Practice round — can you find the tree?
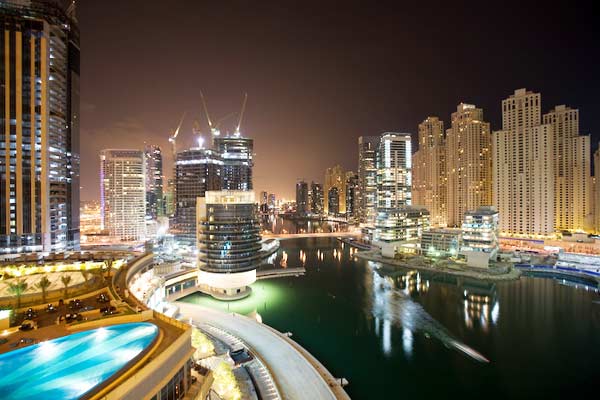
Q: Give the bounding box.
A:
[104,259,114,280]
[35,275,52,303]
[80,270,91,286]
[7,279,28,310]
[61,275,72,298]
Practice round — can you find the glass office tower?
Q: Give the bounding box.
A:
[0,0,80,253]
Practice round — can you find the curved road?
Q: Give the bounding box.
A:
[175,302,349,400]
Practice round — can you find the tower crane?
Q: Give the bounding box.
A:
[168,112,186,159]
[234,93,248,136]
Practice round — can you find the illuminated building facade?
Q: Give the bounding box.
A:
[310,181,323,215]
[376,133,412,210]
[345,172,358,219]
[214,135,253,191]
[595,148,600,233]
[100,149,146,241]
[445,104,492,227]
[358,136,379,225]
[0,0,80,253]
[196,190,261,299]
[324,165,346,216]
[374,206,430,256]
[460,206,499,268]
[296,180,309,216]
[492,89,554,237]
[174,148,221,242]
[412,117,446,227]
[421,229,461,258]
[543,105,591,232]
[144,144,163,219]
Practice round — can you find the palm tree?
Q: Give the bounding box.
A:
[35,276,52,303]
[7,279,28,310]
[80,270,90,286]
[104,259,113,280]
[61,275,72,298]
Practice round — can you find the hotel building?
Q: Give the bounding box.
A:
[100,149,146,241]
[412,117,447,226]
[445,104,492,227]
[0,0,80,253]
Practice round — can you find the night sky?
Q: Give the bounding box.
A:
[78,0,599,201]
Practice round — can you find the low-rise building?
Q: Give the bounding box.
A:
[421,229,461,258]
[374,206,430,257]
[460,206,499,267]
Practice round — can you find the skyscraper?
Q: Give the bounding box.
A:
[174,148,221,241]
[492,89,554,237]
[0,0,80,253]
[412,117,446,227]
[345,172,358,219]
[374,133,426,255]
[376,133,412,210]
[543,105,591,232]
[445,104,492,227]
[295,180,309,216]
[324,165,346,216]
[144,144,163,219]
[595,147,600,233]
[100,150,146,241]
[357,136,379,225]
[214,135,253,191]
[310,182,323,215]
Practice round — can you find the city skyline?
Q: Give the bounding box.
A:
[77,1,599,200]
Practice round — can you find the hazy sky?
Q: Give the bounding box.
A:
[78,0,599,201]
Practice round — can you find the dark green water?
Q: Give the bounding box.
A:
[180,238,600,399]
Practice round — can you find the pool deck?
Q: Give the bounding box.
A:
[175,302,350,400]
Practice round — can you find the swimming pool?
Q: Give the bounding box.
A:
[0,322,159,400]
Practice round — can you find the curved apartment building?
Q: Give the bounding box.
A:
[196,190,262,299]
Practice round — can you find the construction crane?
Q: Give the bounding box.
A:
[200,90,238,138]
[234,93,248,137]
[192,119,205,149]
[168,112,186,159]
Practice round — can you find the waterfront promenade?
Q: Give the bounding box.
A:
[263,232,359,240]
[175,302,350,400]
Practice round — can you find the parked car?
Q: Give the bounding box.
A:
[19,320,37,331]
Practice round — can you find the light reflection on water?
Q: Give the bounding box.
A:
[366,262,492,362]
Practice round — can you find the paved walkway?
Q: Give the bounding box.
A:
[175,302,349,400]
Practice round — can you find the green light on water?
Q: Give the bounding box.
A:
[180,280,286,317]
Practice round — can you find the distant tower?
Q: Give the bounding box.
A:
[0,0,80,253]
[144,145,164,218]
[358,136,380,225]
[324,165,346,216]
[345,172,358,219]
[310,182,323,215]
[296,180,309,215]
[100,150,146,241]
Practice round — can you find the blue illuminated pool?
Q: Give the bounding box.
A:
[0,322,159,400]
